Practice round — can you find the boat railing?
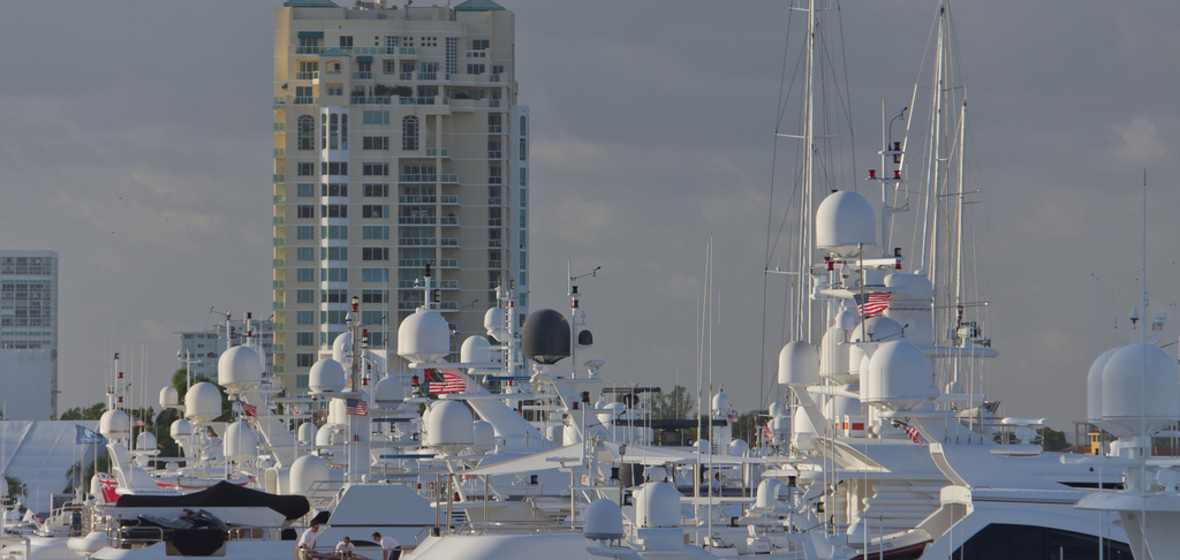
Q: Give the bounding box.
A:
[108,524,165,549]
[456,519,579,535]
[227,526,288,541]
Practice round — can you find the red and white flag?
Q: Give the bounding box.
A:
[854,292,892,317]
[241,403,258,418]
[427,370,466,394]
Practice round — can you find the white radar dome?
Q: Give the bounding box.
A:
[470,420,495,454]
[768,402,788,418]
[816,190,875,257]
[755,479,786,509]
[289,454,331,496]
[729,439,750,456]
[635,482,681,528]
[584,499,625,540]
[159,386,180,408]
[223,420,258,461]
[424,400,474,455]
[778,341,819,386]
[185,382,223,422]
[297,422,317,445]
[1087,347,1120,424]
[170,418,193,439]
[332,331,352,363]
[484,307,510,343]
[792,407,817,451]
[99,409,131,439]
[1101,343,1180,438]
[373,376,405,409]
[308,358,347,394]
[864,340,936,411]
[217,345,263,392]
[711,391,731,414]
[849,316,906,343]
[398,308,451,363]
[135,431,157,451]
[460,335,494,365]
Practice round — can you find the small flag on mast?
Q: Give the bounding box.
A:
[854,291,891,317]
[345,398,369,416]
[75,425,107,445]
[426,369,466,394]
[241,403,258,418]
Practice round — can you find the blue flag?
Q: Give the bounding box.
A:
[75,424,107,445]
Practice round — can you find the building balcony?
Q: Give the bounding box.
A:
[295,71,319,80]
[352,71,372,80]
[417,73,437,81]
[398,174,459,184]
[274,148,286,157]
[488,125,502,133]
[489,74,501,83]
[488,197,502,205]
[425,148,450,158]
[273,195,286,204]
[397,96,449,107]
[293,96,319,105]
[440,216,460,226]
[398,216,437,225]
[273,216,285,225]
[399,47,417,56]
[440,195,459,204]
[352,96,392,105]
[273,173,285,182]
[399,72,414,80]
[398,258,458,268]
[274,122,286,131]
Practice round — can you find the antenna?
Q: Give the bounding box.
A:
[1141,169,1148,344]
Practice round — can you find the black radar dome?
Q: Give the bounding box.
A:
[522,309,571,365]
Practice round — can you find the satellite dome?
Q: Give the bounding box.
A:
[770,416,791,436]
[824,390,862,419]
[768,402,788,418]
[755,479,786,509]
[373,376,405,408]
[135,431,157,451]
[308,358,346,394]
[315,424,335,447]
[583,499,624,541]
[297,422,317,445]
[159,386,180,408]
[835,309,858,329]
[635,482,681,528]
[424,400,474,454]
[470,420,495,454]
[849,316,905,343]
[1087,348,1120,424]
[185,382,223,422]
[1101,343,1180,437]
[821,325,853,382]
[816,190,875,257]
[711,391,731,414]
[332,331,353,363]
[460,335,494,365]
[484,307,510,343]
[397,308,451,363]
[864,340,937,411]
[729,439,750,456]
[170,418,193,439]
[694,439,710,454]
[521,309,571,365]
[289,454,331,496]
[99,409,130,439]
[223,420,258,461]
[778,341,819,386]
[217,345,263,392]
[792,407,817,451]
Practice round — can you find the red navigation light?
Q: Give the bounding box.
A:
[118,371,123,379]
[893,170,901,180]
[868,169,877,179]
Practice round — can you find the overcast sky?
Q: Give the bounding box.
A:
[2,1,1178,439]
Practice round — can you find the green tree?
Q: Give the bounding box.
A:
[649,385,696,419]
[4,474,26,499]
[1039,427,1070,451]
[60,403,107,421]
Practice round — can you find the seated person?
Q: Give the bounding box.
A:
[334,536,356,559]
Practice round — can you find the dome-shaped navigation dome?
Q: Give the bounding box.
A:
[816,190,875,257]
[398,307,451,363]
[308,358,346,394]
[521,309,571,365]
[185,382,223,422]
[864,339,937,412]
[778,341,819,386]
[1101,343,1180,438]
[583,499,624,541]
[218,345,263,392]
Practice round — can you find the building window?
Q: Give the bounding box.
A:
[383,60,397,75]
[363,110,389,125]
[466,63,485,75]
[297,268,315,282]
[326,268,348,282]
[323,310,348,325]
[471,39,489,52]
[402,116,419,151]
[520,137,527,161]
[322,161,348,176]
[321,225,348,239]
[363,162,389,176]
[339,35,353,48]
[326,85,343,96]
[297,183,315,197]
[362,225,389,240]
[488,139,501,159]
[296,332,316,346]
[519,168,527,187]
[362,205,388,218]
[362,247,390,261]
[321,204,348,218]
[361,289,388,303]
[445,37,458,77]
[488,114,501,133]
[363,136,389,150]
[297,116,315,150]
[297,247,315,261]
[296,205,315,219]
[296,310,315,325]
[363,183,389,197]
[489,166,502,185]
[296,353,315,367]
[297,226,315,240]
[321,247,348,261]
[322,289,348,303]
[322,183,348,197]
[362,268,389,282]
[297,162,315,176]
[296,289,315,303]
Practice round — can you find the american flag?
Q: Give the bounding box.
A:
[241,403,258,418]
[132,416,147,427]
[727,411,739,424]
[427,370,466,394]
[854,291,892,317]
[894,421,925,447]
[345,398,369,416]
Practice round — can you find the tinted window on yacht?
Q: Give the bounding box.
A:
[952,523,1132,560]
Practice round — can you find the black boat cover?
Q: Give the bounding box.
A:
[115,481,311,520]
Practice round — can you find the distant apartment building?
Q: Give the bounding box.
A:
[177,315,274,381]
[0,250,58,419]
[272,0,530,391]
